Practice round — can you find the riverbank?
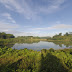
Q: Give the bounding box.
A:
[0,47,72,72]
[47,40,72,41]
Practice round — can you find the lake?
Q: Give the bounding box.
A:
[12,41,72,51]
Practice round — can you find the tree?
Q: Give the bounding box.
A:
[65,32,69,36]
[69,32,72,35]
[0,32,15,39]
[6,34,15,38]
[1,32,6,39]
[59,33,62,36]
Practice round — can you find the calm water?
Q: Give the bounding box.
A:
[12,41,72,51]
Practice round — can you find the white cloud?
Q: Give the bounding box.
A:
[34,24,72,30]
[0,0,66,19]
[0,13,19,34]
[14,31,57,37]
[0,21,19,32]
[14,32,46,37]
[0,22,71,37]
[0,19,20,36]
[0,0,37,19]
[2,13,16,23]
[38,0,65,13]
[23,26,32,28]
[5,30,21,35]
[50,24,72,29]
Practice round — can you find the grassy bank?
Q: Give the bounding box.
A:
[0,38,47,49]
[0,47,72,72]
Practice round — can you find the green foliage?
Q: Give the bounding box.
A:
[0,47,72,72]
[0,32,72,72]
[49,48,55,52]
[59,33,62,36]
[48,32,72,41]
[17,36,40,40]
[0,37,41,48]
[0,32,15,39]
[65,32,69,36]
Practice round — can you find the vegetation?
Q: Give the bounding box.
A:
[0,37,41,48]
[0,34,47,48]
[0,32,72,72]
[17,36,40,40]
[0,47,72,72]
[51,41,72,48]
[48,32,72,41]
[0,32,15,39]
[40,36,51,39]
[0,34,41,48]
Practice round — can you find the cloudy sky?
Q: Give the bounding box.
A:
[0,0,72,37]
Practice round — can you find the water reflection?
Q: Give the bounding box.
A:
[0,43,14,48]
[52,41,72,48]
[12,41,72,51]
[0,40,40,48]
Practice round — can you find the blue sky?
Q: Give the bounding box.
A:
[0,0,72,37]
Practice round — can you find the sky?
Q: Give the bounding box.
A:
[0,0,72,37]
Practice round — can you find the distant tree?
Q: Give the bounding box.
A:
[53,34,58,38]
[1,32,6,39]
[59,33,62,36]
[69,32,72,35]
[65,32,69,36]
[0,32,15,39]
[6,34,15,38]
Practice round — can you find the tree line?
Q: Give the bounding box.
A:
[0,32,15,39]
[17,36,40,39]
[48,32,72,41]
